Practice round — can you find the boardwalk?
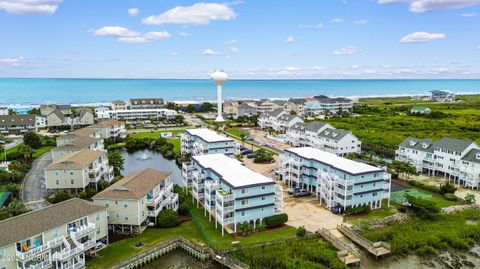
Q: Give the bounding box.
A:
[337,224,391,257]
[318,228,361,266]
[109,237,249,269]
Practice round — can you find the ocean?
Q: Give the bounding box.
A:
[0,78,480,106]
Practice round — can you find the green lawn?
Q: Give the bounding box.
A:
[391,188,461,208]
[169,138,181,155]
[129,129,186,139]
[344,202,398,225]
[226,127,250,138]
[1,144,22,160]
[86,221,205,269]
[32,146,53,158]
[189,206,296,249]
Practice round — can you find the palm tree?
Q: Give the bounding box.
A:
[239,133,246,146]
[18,145,33,161]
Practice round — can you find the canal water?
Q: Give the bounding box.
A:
[119,149,183,185]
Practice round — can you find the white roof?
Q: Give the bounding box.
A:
[186,128,233,143]
[192,154,273,188]
[286,147,382,175]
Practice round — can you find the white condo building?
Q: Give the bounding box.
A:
[186,154,283,236]
[258,109,303,133]
[97,109,177,122]
[396,137,480,189]
[280,147,391,212]
[287,121,361,156]
[0,198,108,269]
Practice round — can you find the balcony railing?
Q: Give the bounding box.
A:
[216,190,234,202]
[16,244,50,261]
[52,247,82,261]
[70,223,95,238]
[64,259,85,269]
[28,259,51,269]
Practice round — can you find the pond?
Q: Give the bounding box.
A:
[118,149,183,185]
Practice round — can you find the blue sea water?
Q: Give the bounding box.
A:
[0,78,480,106]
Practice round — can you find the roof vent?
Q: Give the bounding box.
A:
[476,153,480,160]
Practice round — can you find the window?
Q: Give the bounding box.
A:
[262,196,265,201]
[241,211,246,216]
[241,189,248,194]
[105,203,109,208]
[261,186,266,190]
[124,215,129,220]
[373,192,377,197]
[115,201,118,205]
[96,227,100,235]
[56,180,59,185]
[52,229,59,238]
[70,179,74,185]
[96,213,100,221]
[241,199,248,205]
[124,203,128,208]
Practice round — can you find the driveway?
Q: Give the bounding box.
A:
[282,188,344,232]
[248,129,290,151]
[4,138,22,150]
[22,151,54,210]
[455,188,480,206]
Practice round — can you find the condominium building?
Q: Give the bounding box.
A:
[111,100,128,111]
[280,147,391,212]
[0,198,108,269]
[56,128,102,147]
[92,169,179,234]
[286,121,361,156]
[73,108,94,126]
[186,154,283,236]
[0,107,8,116]
[130,98,164,109]
[97,109,177,122]
[40,105,72,117]
[430,90,455,102]
[87,120,127,139]
[46,109,72,128]
[258,109,303,133]
[0,115,44,134]
[45,149,113,191]
[395,137,480,189]
[51,136,104,161]
[181,129,237,157]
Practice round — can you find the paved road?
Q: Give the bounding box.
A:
[21,151,54,210]
[4,138,23,150]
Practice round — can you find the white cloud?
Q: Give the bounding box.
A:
[378,0,480,13]
[312,65,326,71]
[230,47,239,53]
[0,0,62,14]
[93,26,139,37]
[284,36,295,43]
[93,26,170,43]
[330,18,344,23]
[331,45,361,56]
[353,19,368,24]
[179,31,190,36]
[203,48,221,55]
[0,56,24,67]
[460,12,477,16]
[142,3,236,25]
[128,8,139,16]
[225,39,237,44]
[299,23,324,28]
[400,31,447,43]
[170,52,180,56]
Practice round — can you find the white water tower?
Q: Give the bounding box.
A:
[210,70,228,122]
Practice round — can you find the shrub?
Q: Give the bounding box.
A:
[48,191,72,204]
[443,193,458,201]
[78,191,88,199]
[238,222,254,235]
[264,213,288,228]
[296,226,307,237]
[439,182,457,195]
[416,245,437,256]
[157,209,181,228]
[178,201,190,216]
[86,187,98,198]
[408,180,440,194]
[465,193,476,204]
[345,205,370,215]
[8,199,29,216]
[23,132,42,149]
[405,194,439,220]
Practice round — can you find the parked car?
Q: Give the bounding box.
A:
[241,149,253,155]
[293,189,310,197]
[246,153,256,159]
[259,142,267,146]
[245,137,254,141]
[288,187,300,195]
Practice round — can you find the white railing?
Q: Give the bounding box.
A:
[216,191,234,202]
[52,247,82,261]
[28,259,51,269]
[64,259,85,269]
[70,223,95,238]
[16,244,50,260]
[81,239,96,250]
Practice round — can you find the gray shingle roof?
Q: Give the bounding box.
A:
[0,198,104,247]
[290,122,306,132]
[318,128,351,141]
[264,108,284,118]
[305,121,328,132]
[0,115,36,126]
[399,138,435,153]
[434,138,474,153]
[461,149,480,164]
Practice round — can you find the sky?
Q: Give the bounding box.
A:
[0,0,479,79]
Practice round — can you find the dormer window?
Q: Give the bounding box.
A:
[422,143,428,149]
[332,132,338,137]
[476,153,480,160]
[409,140,417,146]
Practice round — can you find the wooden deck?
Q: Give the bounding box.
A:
[337,224,391,257]
[318,228,361,266]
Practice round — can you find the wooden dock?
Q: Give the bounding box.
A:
[318,228,361,266]
[109,236,249,269]
[337,224,391,257]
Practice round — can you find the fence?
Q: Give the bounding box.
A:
[189,209,218,250]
